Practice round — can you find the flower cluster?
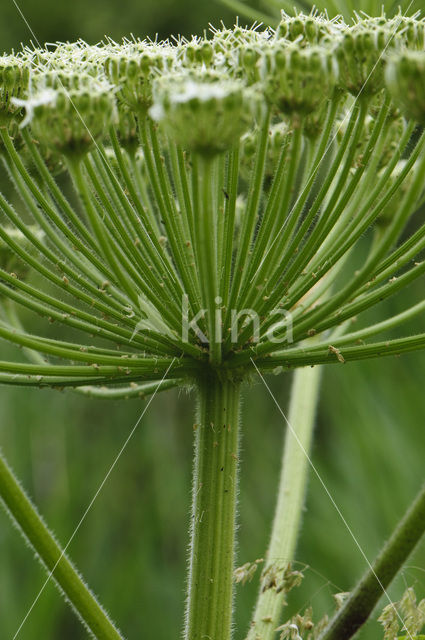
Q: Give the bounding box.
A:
[0,11,424,390]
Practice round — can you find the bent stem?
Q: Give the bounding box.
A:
[184,373,242,640]
[318,481,425,640]
[248,364,322,640]
[0,449,123,639]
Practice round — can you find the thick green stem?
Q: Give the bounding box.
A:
[318,481,425,640]
[247,365,322,640]
[184,374,242,640]
[0,450,123,639]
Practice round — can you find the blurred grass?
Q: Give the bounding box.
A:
[1,1,425,639]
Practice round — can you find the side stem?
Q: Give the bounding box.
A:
[248,364,322,640]
[318,481,425,640]
[0,449,123,639]
[184,373,242,640]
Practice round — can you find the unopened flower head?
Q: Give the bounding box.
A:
[104,41,177,116]
[26,41,101,75]
[179,38,214,68]
[240,120,294,181]
[150,71,257,156]
[209,25,272,82]
[16,71,117,156]
[385,13,425,50]
[261,42,338,121]
[385,50,425,124]
[275,10,343,45]
[335,23,396,96]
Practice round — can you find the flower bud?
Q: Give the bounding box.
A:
[17,72,117,157]
[386,14,425,50]
[240,121,294,181]
[336,24,395,96]
[150,71,256,156]
[104,42,177,116]
[275,11,342,45]
[261,43,338,120]
[180,38,214,67]
[385,50,425,124]
[210,25,272,82]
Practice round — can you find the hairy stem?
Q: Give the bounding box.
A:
[0,450,123,639]
[318,481,425,640]
[247,364,322,640]
[184,374,242,640]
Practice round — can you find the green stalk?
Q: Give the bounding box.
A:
[0,450,123,640]
[184,373,242,640]
[248,363,322,640]
[194,155,221,364]
[318,482,425,640]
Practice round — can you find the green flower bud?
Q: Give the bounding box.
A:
[0,226,45,277]
[240,120,294,181]
[0,55,30,122]
[261,43,338,121]
[210,25,272,82]
[16,72,117,157]
[179,38,214,67]
[336,24,395,96]
[150,72,256,156]
[385,14,425,50]
[385,50,425,124]
[26,41,102,75]
[104,42,177,116]
[211,25,272,54]
[275,11,343,45]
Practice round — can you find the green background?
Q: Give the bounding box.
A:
[1,1,425,638]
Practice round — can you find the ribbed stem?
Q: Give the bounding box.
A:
[248,364,322,640]
[0,450,123,639]
[184,374,242,640]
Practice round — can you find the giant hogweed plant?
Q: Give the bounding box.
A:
[2,10,425,640]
